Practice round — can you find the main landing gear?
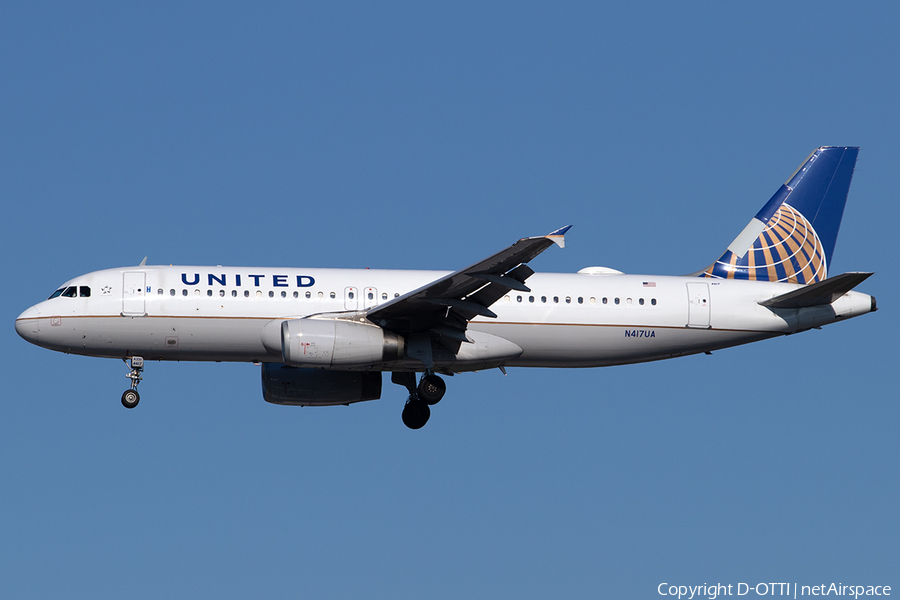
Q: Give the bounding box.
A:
[401,397,430,430]
[394,371,447,429]
[121,356,143,409]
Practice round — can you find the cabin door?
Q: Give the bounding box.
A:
[686,282,710,328]
[122,272,147,316]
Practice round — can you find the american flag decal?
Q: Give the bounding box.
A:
[642,282,656,287]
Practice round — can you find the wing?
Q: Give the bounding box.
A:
[366,226,571,351]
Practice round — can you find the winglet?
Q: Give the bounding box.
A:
[546,225,572,248]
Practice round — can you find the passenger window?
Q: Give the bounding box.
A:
[81,286,92,297]
[381,293,387,300]
[318,292,324,299]
[330,292,336,299]
[529,296,534,303]
[256,291,262,298]
[194,289,201,296]
[269,291,275,298]
[207,290,213,297]
[61,287,77,298]
[651,298,657,306]
[170,289,176,296]
[614,297,620,305]
[565,296,571,304]
[306,291,312,299]
[602,297,608,305]
[626,298,633,305]
[182,289,188,296]
[220,290,226,297]
[504,295,510,302]
[541,296,547,303]
[577,297,583,304]
[156,288,162,296]
[553,296,559,303]
[589,297,596,304]
[368,292,374,300]
[394,293,399,298]
[232,290,238,297]
[281,291,286,298]
[639,298,645,305]
[349,291,355,299]
[293,291,298,298]
[517,296,522,303]
[245,290,250,298]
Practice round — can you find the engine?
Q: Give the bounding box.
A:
[264,318,405,367]
[261,363,382,406]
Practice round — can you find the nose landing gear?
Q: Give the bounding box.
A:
[121,357,143,409]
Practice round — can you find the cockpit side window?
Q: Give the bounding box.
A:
[61,287,78,298]
[80,286,91,297]
[49,288,65,299]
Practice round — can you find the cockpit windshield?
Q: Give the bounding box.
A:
[48,286,90,299]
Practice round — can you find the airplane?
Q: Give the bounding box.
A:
[15,146,876,429]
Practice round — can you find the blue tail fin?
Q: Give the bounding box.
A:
[701,146,859,283]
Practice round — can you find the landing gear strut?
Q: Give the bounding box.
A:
[392,371,446,429]
[121,356,143,409]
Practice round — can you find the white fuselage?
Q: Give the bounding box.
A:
[15,265,875,371]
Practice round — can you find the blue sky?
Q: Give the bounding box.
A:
[2,2,897,598]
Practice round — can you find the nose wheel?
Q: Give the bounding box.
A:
[121,389,140,409]
[121,357,143,409]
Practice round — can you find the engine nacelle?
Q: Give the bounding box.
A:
[278,318,404,367]
[261,363,382,406]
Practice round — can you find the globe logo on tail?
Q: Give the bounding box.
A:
[702,203,827,284]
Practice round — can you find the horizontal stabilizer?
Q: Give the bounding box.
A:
[759,272,873,309]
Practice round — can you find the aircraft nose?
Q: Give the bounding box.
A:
[15,305,40,345]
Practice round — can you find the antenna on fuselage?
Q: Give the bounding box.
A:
[139,256,147,266]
